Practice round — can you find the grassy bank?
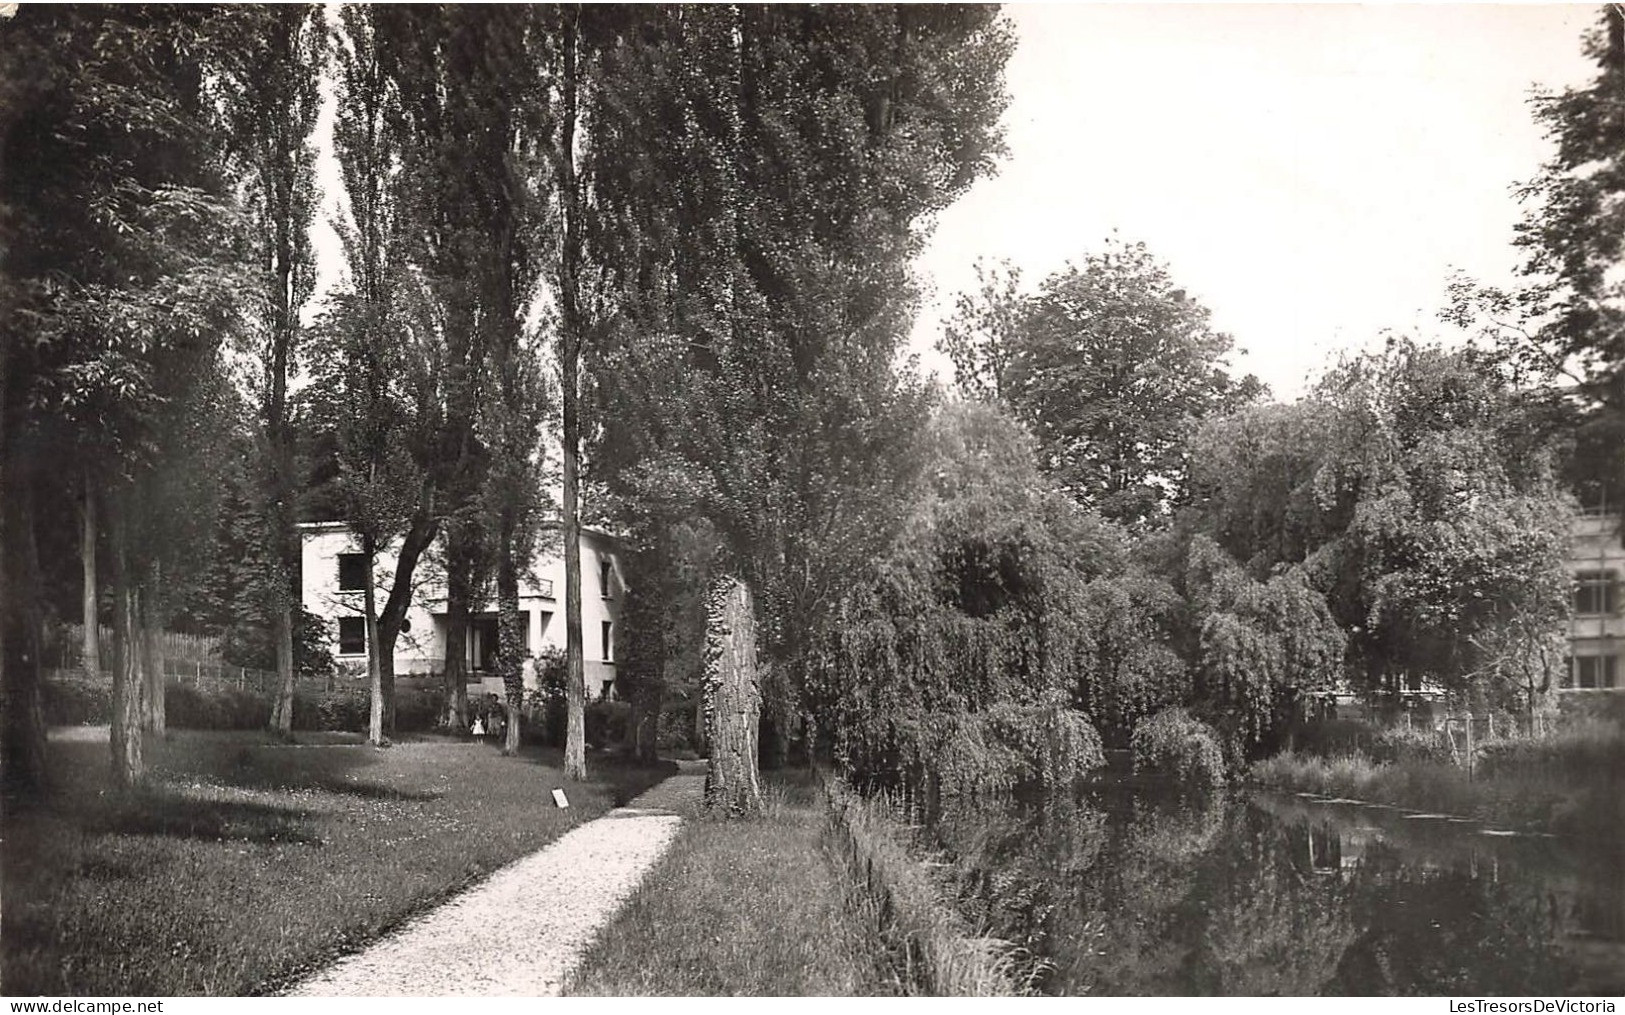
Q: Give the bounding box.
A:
[1251,720,1625,841]
[564,773,897,996]
[4,729,672,995]
[824,777,1031,997]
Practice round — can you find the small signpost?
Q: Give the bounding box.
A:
[551,788,569,809]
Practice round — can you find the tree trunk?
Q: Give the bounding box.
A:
[704,575,762,816]
[377,508,437,736]
[81,468,100,677]
[498,517,525,756]
[559,12,587,782]
[142,566,165,736]
[109,504,145,787]
[442,542,471,733]
[269,605,296,733]
[2,462,49,797]
[266,426,297,735]
[363,533,385,746]
[380,653,396,734]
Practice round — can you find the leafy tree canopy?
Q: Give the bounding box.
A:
[941,240,1265,528]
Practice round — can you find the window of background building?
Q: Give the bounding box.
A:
[338,553,367,592]
[602,620,612,662]
[1574,570,1617,616]
[1575,655,1619,690]
[338,616,365,655]
[599,558,613,598]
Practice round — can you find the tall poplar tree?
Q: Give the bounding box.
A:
[213,5,324,734]
[585,5,1015,812]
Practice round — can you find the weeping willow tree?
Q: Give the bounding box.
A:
[809,403,1184,795]
[1182,535,1346,752]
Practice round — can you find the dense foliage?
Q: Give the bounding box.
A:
[0,6,1592,805]
[940,241,1264,527]
[1189,339,1573,714]
[1130,708,1227,789]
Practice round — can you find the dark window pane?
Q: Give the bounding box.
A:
[1574,571,1616,615]
[338,553,367,592]
[339,616,365,655]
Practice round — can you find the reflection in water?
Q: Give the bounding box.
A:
[915,783,1625,995]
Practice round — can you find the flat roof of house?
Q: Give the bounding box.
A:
[297,520,624,543]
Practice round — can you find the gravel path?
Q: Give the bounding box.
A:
[288,772,705,997]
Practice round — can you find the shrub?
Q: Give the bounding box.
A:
[1475,719,1625,781]
[43,674,112,726]
[394,685,446,733]
[657,697,700,753]
[293,685,369,732]
[585,699,632,749]
[166,682,269,730]
[1370,724,1455,766]
[1130,708,1227,788]
[1289,717,1383,759]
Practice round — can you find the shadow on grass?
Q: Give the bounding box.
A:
[81,789,321,845]
[302,778,444,802]
[512,745,680,805]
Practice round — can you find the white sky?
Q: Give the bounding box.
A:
[906,3,1602,400]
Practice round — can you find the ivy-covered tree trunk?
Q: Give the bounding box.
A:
[81,469,100,677]
[109,504,145,787]
[497,525,524,756]
[704,575,762,816]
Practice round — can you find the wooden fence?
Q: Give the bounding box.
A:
[50,623,222,669]
[46,623,286,693]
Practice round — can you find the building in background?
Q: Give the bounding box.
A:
[299,522,622,699]
[1566,508,1624,692]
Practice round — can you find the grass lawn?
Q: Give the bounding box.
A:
[3,728,673,996]
[565,772,898,996]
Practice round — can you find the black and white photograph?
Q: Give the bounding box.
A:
[1,2,1622,1001]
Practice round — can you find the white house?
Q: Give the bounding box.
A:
[300,521,624,700]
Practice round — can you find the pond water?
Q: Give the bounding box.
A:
[915,780,1625,995]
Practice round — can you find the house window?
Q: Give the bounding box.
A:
[599,559,613,598]
[338,616,365,656]
[1574,655,1619,690]
[1574,571,1616,616]
[338,553,367,592]
[601,620,613,662]
[601,680,615,700]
